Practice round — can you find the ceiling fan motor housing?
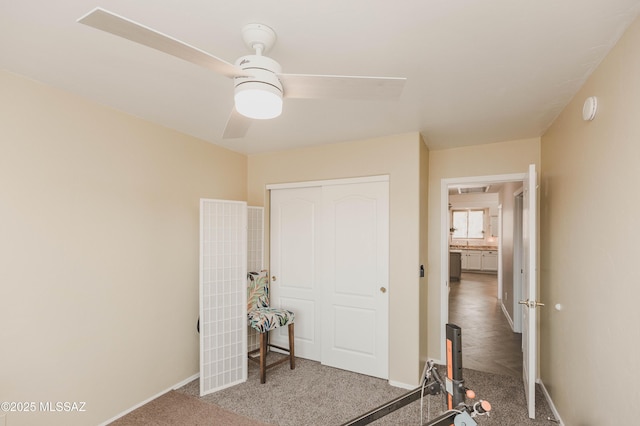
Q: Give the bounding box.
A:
[234,55,283,119]
[234,55,282,90]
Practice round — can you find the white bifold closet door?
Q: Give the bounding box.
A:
[199,199,247,396]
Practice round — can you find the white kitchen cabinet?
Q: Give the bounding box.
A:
[465,250,482,270]
[489,216,499,237]
[481,250,498,272]
[459,249,498,273]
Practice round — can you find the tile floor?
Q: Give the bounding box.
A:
[448,272,523,378]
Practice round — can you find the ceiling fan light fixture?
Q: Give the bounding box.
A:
[235,82,283,119]
[233,54,283,120]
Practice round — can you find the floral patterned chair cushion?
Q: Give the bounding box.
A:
[248,307,295,334]
[247,272,270,310]
[247,271,295,333]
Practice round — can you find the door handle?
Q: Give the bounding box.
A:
[519,299,545,308]
[380,287,387,293]
[271,276,277,282]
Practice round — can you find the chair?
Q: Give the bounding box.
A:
[247,271,295,383]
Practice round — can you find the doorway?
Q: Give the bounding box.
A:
[440,173,525,368]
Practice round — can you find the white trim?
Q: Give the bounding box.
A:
[98,373,200,426]
[388,380,417,390]
[266,174,389,190]
[537,379,564,425]
[443,173,526,186]
[513,188,524,333]
[173,373,201,390]
[501,300,515,331]
[440,179,450,363]
[497,204,503,300]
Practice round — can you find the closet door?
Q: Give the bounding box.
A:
[199,199,247,396]
[321,182,389,379]
[269,178,389,378]
[270,187,323,361]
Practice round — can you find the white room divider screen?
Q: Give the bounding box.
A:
[247,206,264,273]
[199,199,247,396]
[247,206,264,353]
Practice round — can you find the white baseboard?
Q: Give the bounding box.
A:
[501,301,515,331]
[429,358,444,366]
[388,380,416,390]
[172,372,200,390]
[537,378,564,425]
[98,372,200,426]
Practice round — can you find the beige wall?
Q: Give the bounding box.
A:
[418,137,430,373]
[248,133,424,386]
[427,138,540,359]
[540,15,640,424]
[0,71,247,426]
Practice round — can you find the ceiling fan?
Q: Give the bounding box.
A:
[77,8,407,139]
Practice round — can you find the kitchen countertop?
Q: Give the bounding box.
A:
[450,245,498,250]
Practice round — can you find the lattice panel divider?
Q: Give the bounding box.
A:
[199,199,247,396]
[247,206,264,352]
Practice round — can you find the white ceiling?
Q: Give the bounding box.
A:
[2,0,639,154]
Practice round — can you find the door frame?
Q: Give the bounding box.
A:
[439,172,525,362]
[266,175,389,191]
[513,188,524,333]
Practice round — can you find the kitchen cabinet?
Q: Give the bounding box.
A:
[467,251,482,270]
[458,249,498,273]
[460,250,482,270]
[481,250,498,272]
[490,216,499,237]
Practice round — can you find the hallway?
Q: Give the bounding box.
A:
[449,272,523,378]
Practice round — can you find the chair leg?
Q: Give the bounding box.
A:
[288,323,295,370]
[259,332,267,384]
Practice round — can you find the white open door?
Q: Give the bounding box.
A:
[522,164,539,418]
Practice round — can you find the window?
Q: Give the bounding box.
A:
[452,210,484,239]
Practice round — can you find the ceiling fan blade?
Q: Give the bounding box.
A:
[278,73,406,100]
[78,8,245,78]
[222,107,252,139]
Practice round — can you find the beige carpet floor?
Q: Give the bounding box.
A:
[109,354,558,425]
[109,390,271,426]
[174,356,557,425]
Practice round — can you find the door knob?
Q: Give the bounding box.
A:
[271,276,277,282]
[519,299,545,308]
[380,287,387,293]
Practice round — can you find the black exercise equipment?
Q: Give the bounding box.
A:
[341,323,491,426]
